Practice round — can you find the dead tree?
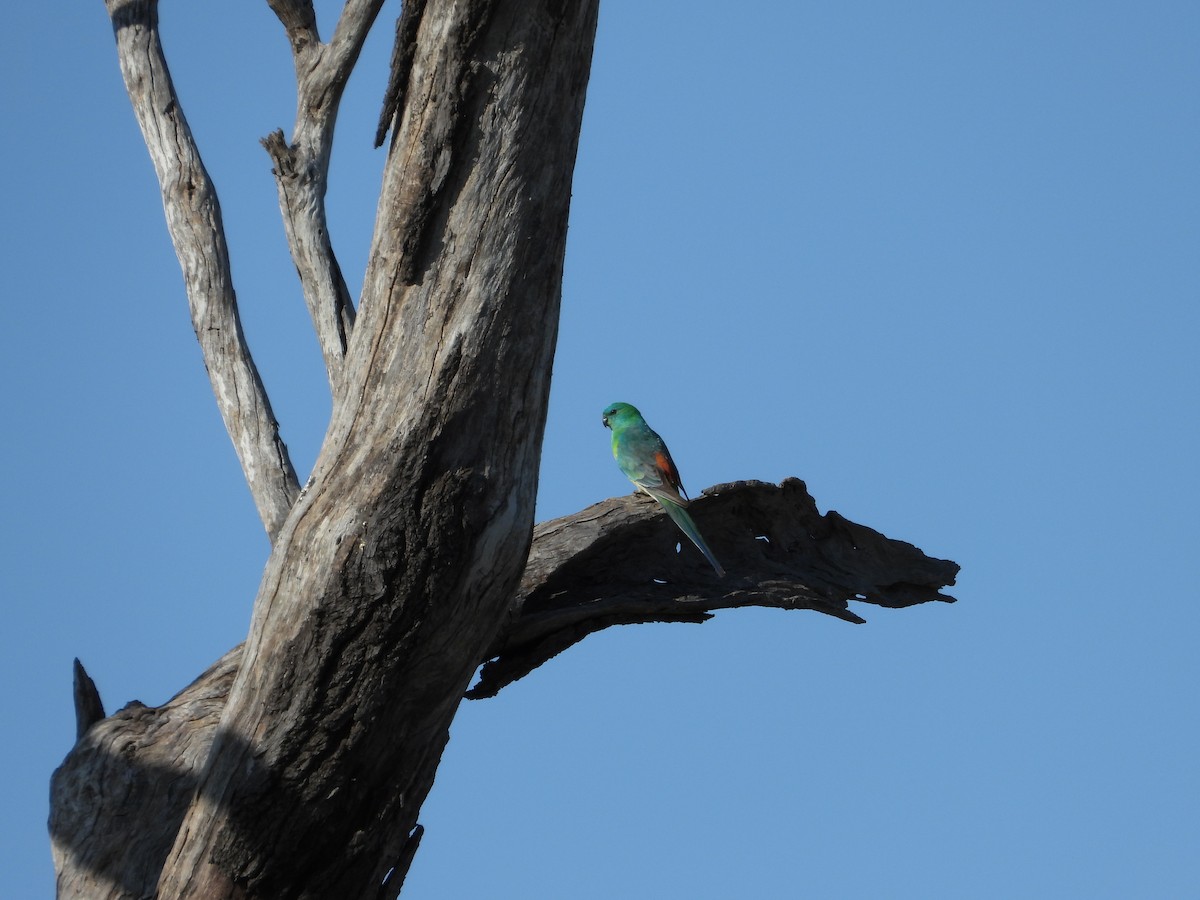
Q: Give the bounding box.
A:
[50,2,958,898]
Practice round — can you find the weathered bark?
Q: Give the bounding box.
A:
[50,479,957,898]
[375,0,427,149]
[105,0,300,540]
[470,477,958,698]
[262,0,386,388]
[52,651,240,900]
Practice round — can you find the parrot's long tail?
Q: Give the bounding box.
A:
[658,498,726,577]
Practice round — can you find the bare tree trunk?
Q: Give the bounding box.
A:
[78,0,598,896]
[154,1,598,896]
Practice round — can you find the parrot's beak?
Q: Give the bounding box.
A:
[601,414,609,428]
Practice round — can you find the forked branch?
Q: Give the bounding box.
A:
[263,0,388,387]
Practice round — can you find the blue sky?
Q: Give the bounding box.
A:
[4,2,1198,897]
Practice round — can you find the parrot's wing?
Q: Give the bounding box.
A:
[615,424,691,506]
[626,448,690,507]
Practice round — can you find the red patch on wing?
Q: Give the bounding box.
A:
[654,450,681,489]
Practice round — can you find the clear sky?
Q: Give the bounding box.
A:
[4,2,1198,898]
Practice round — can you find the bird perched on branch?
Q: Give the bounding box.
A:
[602,402,725,577]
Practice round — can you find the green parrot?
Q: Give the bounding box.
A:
[602,402,725,577]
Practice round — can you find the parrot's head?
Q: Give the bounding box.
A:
[602,402,641,430]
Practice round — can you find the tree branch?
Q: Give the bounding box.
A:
[469,478,958,698]
[265,0,318,53]
[105,0,301,540]
[263,0,387,389]
[71,658,105,740]
[50,479,957,896]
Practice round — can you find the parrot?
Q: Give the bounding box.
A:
[602,402,725,577]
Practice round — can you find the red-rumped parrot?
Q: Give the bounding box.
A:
[602,402,725,577]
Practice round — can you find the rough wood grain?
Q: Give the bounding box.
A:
[470,477,959,698]
[263,0,387,387]
[50,479,957,897]
[105,0,301,540]
[51,650,240,900]
[374,0,429,149]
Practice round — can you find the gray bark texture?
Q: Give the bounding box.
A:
[51,1,957,898]
[260,0,385,389]
[104,0,301,541]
